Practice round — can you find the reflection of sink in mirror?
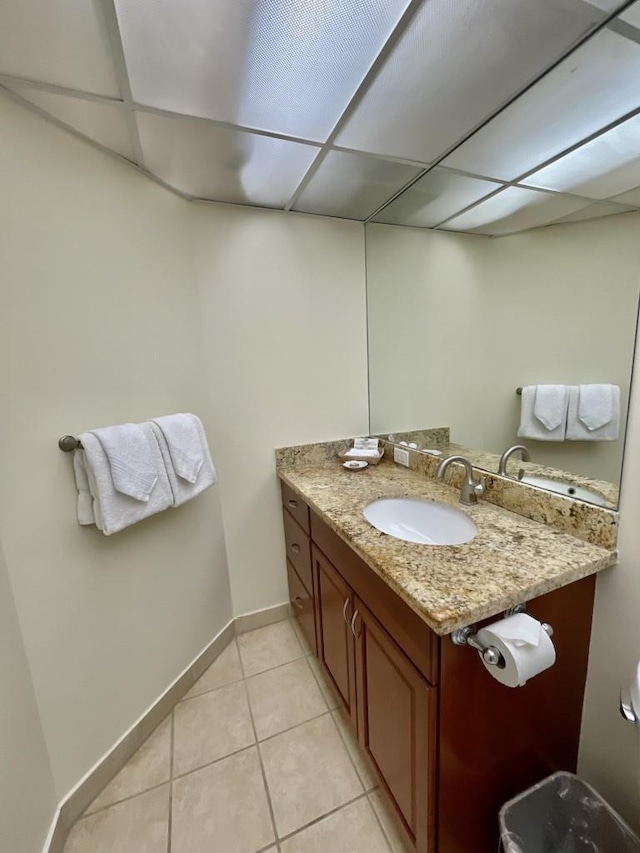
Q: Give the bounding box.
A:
[520,476,612,508]
[363,497,477,546]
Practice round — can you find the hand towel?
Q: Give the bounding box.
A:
[149,414,216,507]
[75,425,172,535]
[91,423,159,501]
[566,385,620,441]
[517,385,568,441]
[149,413,204,483]
[73,450,96,525]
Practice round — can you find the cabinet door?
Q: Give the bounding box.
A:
[313,546,357,726]
[354,598,436,853]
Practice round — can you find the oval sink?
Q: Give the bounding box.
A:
[520,476,611,508]
[363,497,477,545]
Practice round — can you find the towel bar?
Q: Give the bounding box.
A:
[58,435,83,452]
[516,387,523,395]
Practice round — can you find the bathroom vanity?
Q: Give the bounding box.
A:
[277,454,616,853]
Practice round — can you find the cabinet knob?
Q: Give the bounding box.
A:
[288,499,298,509]
[291,543,301,553]
[292,597,304,611]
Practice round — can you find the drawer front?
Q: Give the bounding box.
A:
[281,481,310,533]
[287,560,317,655]
[283,509,313,595]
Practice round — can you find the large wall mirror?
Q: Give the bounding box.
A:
[366,219,639,510]
[365,4,640,511]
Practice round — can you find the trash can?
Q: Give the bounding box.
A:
[499,771,640,852]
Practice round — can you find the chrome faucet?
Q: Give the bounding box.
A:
[498,445,531,480]
[436,455,485,506]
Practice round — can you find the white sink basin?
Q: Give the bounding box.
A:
[520,476,611,507]
[363,497,477,545]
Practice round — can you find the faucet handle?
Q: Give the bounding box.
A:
[473,477,485,499]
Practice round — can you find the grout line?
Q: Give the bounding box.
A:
[167,711,175,853]
[277,792,370,846]
[237,642,280,848]
[78,779,171,820]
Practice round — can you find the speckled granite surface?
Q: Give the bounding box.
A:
[277,458,616,636]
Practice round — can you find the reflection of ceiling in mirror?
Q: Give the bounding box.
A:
[1,0,640,232]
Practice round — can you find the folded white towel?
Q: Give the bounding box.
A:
[566,385,620,441]
[345,448,380,458]
[75,425,172,535]
[517,385,568,441]
[149,414,216,507]
[91,423,159,501]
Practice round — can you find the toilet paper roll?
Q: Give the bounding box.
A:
[476,613,556,688]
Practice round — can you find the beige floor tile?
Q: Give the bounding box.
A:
[238,620,304,677]
[369,790,414,853]
[64,785,169,853]
[246,658,327,740]
[171,747,275,853]
[307,655,340,710]
[289,616,313,655]
[260,713,363,837]
[332,709,377,791]
[280,797,391,853]
[173,682,255,776]
[182,639,243,700]
[85,717,171,814]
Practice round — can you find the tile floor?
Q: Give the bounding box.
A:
[63,618,412,853]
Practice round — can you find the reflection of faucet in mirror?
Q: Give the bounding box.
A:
[436,456,485,506]
[498,445,531,481]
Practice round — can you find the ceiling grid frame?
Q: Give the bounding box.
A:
[0,0,639,233]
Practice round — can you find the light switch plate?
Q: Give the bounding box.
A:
[394,446,410,467]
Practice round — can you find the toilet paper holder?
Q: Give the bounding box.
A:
[451,615,554,667]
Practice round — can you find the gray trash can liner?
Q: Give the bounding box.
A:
[499,771,640,853]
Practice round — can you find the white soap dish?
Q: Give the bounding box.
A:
[343,460,368,471]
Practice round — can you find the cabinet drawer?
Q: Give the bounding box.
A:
[281,481,310,533]
[287,559,317,655]
[283,509,313,595]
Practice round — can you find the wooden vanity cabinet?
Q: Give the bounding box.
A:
[281,483,596,853]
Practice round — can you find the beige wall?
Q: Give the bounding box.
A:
[0,93,233,799]
[366,223,488,448]
[191,203,369,616]
[366,214,640,484]
[0,538,57,853]
[481,214,640,483]
[579,337,640,831]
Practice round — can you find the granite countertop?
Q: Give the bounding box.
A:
[277,459,617,636]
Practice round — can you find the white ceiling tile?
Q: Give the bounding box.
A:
[611,185,640,205]
[115,0,411,142]
[2,82,134,161]
[293,151,420,219]
[442,30,640,181]
[136,112,319,206]
[0,1,119,97]
[442,187,590,235]
[620,0,640,27]
[547,200,634,224]
[523,114,640,199]
[373,168,501,227]
[335,0,604,163]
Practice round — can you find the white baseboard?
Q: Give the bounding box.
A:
[44,602,291,852]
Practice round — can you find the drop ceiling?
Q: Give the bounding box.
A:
[2,0,640,235]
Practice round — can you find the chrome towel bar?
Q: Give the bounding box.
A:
[58,435,83,452]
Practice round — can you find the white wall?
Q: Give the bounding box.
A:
[366,223,488,447]
[0,538,57,853]
[366,214,640,484]
[191,203,369,616]
[579,333,640,832]
[0,93,233,799]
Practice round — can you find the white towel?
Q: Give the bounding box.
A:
[149,414,216,507]
[566,385,620,441]
[74,425,172,535]
[91,423,159,501]
[517,385,568,441]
